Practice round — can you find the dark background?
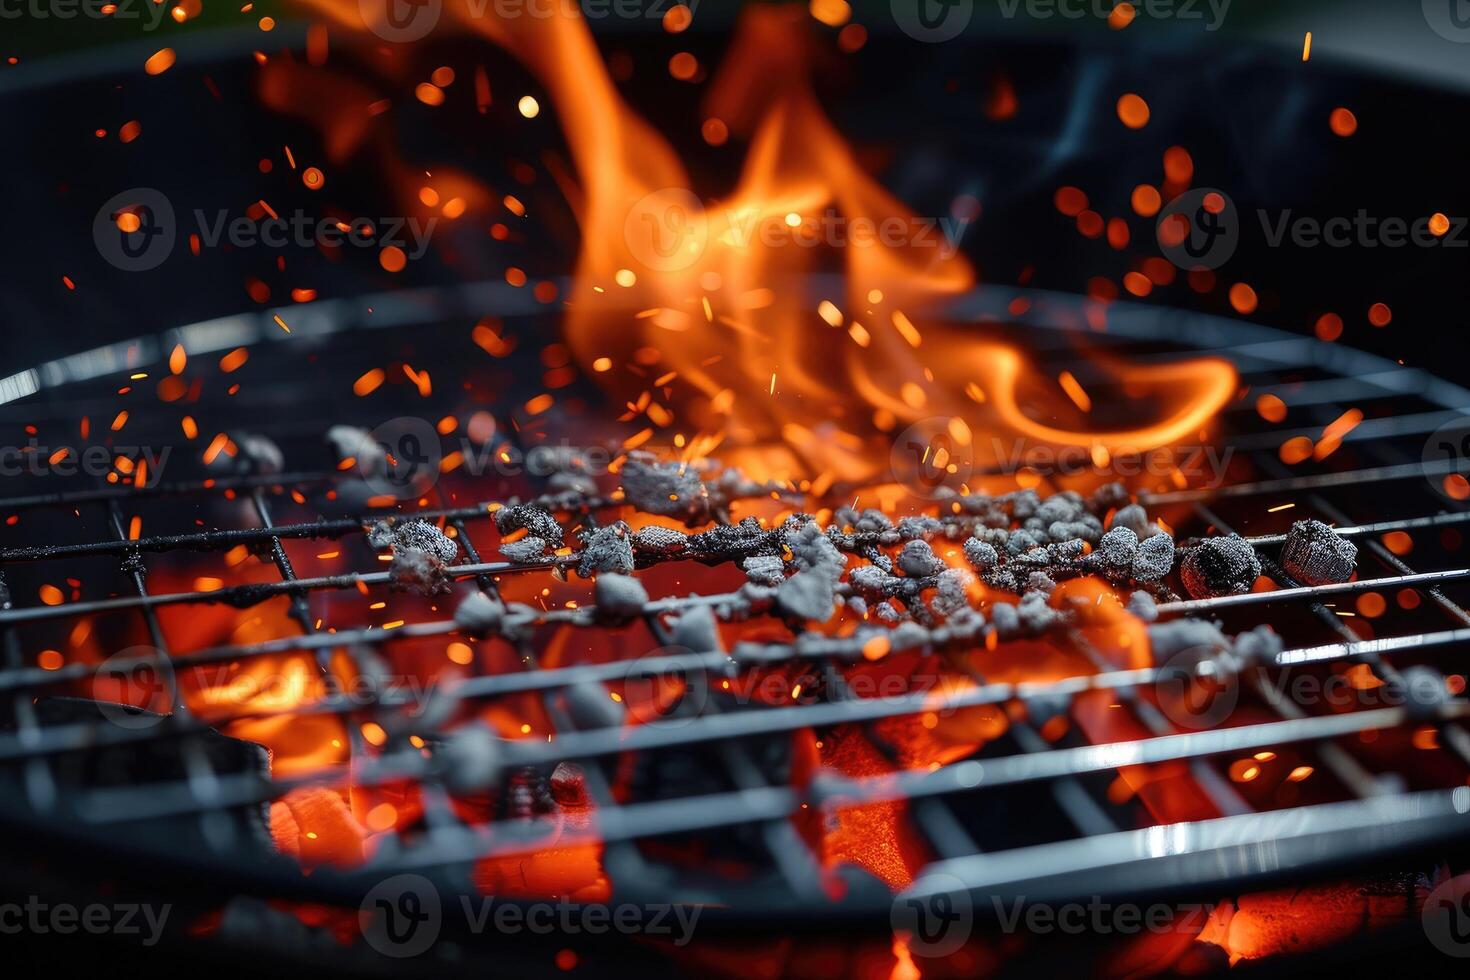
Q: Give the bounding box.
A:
[1,1,1468,387]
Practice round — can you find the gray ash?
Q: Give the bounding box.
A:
[619,451,730,523]
[593,572,649,621]
[897,539,946,577]
[454,591,506,635]
[576,521,635,577]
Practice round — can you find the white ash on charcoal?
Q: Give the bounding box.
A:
[1108,502,1163,539]
[369,518,460,595]
[936,482,1179,596]
[592,572,649,622]
[1280,519,1358,586]
[494,503,565,562]
[576,521,635,577]
[326,425,385,474]
[619,451,707,519]
[671,604,723,652]
[207,431,284,476]
[620,451,791,524]
[988,592,1067,638]
[563,678,625,730]
[943,486,1110,543]
[454,590,505,634]
[897,539,947,577]
[1087,526,1177,584]
[1127,590,1159,622]
[1146,618,1282,674]
[742,554,786,586]
[440,724,503,792]
[1180,534,1261,599]
[931,567,976,615]
[540,452,601,497]
[844,540,973,624]
[453,591,538,641]
[775,521,848,623]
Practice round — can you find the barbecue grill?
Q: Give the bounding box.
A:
[3,281,1469,975]
[4,4,1470,977]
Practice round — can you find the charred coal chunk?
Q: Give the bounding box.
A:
[1108,503,1158,538]
[1280,519,1357,586]
[1181,534,1262,599]
[1089,481,1132,515]
[896,515,943,541]
[632,524,689,557]
[687,517,782,562]
[494,504,565,549]
[370,518,461,595]
[897,539,945,578]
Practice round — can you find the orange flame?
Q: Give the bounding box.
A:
[294,0,1234,486]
